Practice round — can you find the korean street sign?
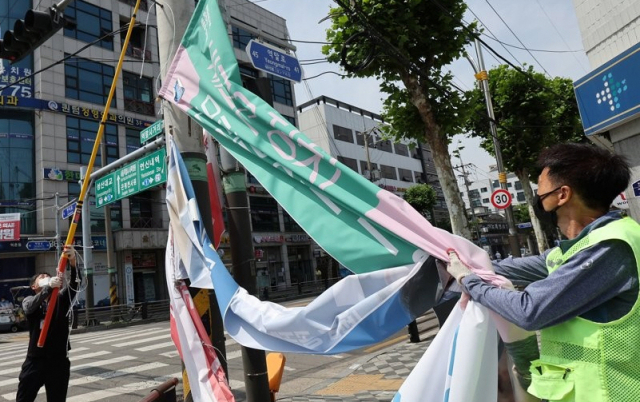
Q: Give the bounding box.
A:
[26,241,52,251]
[140,119,164,143]
[246,40,302,82]
[95,148,167,207]
[95,172,117,208]
[61,202,77,220]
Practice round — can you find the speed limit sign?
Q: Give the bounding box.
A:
[491,189,512,209]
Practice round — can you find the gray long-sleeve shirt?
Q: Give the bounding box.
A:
[461,211,638,331]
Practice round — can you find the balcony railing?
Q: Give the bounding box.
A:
[125,45,152,61]
[124,98,155,116]
[131,217,163,229]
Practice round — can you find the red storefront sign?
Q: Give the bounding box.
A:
[0,213,21,242]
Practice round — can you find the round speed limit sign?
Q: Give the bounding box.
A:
[491,189,512,209]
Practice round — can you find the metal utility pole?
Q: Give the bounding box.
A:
[156,0,228,393]
[54,193,61,260]
[80,167,94,314]
[453,147,482,242]
[100,138,118,314]
[220,150,271,402]
[469,39,521,257]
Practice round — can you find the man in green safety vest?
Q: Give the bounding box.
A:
[447,143,639,402]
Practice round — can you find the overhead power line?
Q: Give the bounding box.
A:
[484,0,552,77]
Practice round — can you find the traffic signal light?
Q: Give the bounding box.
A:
[0,7,66,63]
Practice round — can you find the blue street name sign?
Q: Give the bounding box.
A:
[574,42,640,136]
[26,241,52,251]
[517,222,533,229]
[61,202,77,220]
[246,40,302,82]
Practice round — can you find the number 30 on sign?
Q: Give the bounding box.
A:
[491,189,512,209]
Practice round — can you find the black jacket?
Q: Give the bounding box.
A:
[23,265,78,358]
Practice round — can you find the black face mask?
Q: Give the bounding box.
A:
[533,187,562,228]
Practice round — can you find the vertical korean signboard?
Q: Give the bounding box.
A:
[0,213,21,242]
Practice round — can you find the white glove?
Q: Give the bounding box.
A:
[446,250,472,285]
[49,276,62,289]
[62,245,76,265]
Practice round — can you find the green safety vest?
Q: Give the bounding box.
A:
[527,217,640,402]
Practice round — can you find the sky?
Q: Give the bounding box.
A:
[255,0,590,183]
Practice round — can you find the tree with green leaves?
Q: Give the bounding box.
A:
[322,0,474,238]
[465,65,585,252]
[403,183,437,220]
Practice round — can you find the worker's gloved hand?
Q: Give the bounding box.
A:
[62,245,76,264]
[49,276,62,289]
[446,250,472,285]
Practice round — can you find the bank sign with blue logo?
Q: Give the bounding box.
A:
[574,42,640,136]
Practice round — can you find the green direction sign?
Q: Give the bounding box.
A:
[95,148,167,207]
[140,120,164,143]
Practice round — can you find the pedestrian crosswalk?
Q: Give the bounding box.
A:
[0,323,228,401]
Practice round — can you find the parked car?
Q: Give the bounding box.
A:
[0,287,30,333]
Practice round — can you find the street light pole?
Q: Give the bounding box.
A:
[467,39,521,257]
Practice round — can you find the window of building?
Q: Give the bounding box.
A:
[517,192,526,202]
[123,71,154,115]
[359,161,379,180]
[394,143,409,157]
[231,25,255,50]
[507,182,513,188]
[64,0,113,50]
[337,156,358,173]
[515,181,523,190]
[125,128,141,154]
[482,198,490,203]
[398,168,414,182]
[380,164,397,180]
[492,180,500,188]
[281,115,296,126]
[269,74,293,106]
[249,196,279,232]
[65,56,116,107]
[130,192,159,228]
[68,182,122,231]
[283,210,302,232]
[247,172,261,185]
[356,131,376,147]
[376,139,393,153]
[119,0,148,10]
[0,111,36,234]
[67,117,119,166]
[120,21,150,60]
[480,187,488,193]
[332,125,353,143]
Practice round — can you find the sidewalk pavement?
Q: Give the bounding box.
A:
[277,329,437,402]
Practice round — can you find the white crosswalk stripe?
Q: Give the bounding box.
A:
[112,333,171,347]
[0,324,243,401]
[1,362,169,400]
[65,373,182,402]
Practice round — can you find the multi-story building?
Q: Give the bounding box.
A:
[296,96,448,224]
[0,0,305,303]
[571,1,640,222]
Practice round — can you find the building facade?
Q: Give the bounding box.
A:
[572,0,640,222]
[297,96,448,223]
[0,0,305,303]
[459,165,538,213]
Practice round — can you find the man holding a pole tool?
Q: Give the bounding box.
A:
[17,245,79,402]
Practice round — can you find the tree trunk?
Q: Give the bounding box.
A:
[516,168,549,254]
[402,73,471,239]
